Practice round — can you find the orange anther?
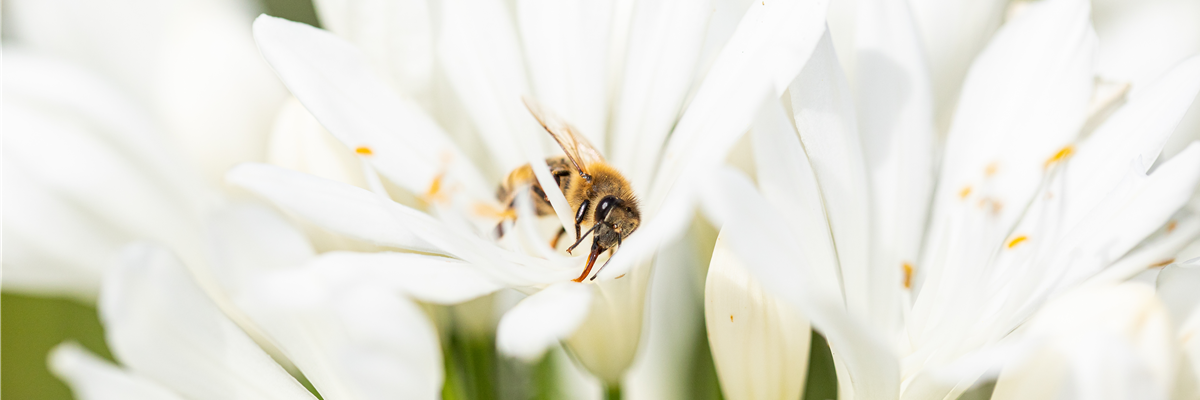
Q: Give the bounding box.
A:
[355,146,374,156]
[1044,145,1074,169]
[1006,235,1029,249]
[903,262,914,289]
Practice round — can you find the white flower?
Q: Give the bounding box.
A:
[50,205,450,400]
[230,0,832,388]
[2,0,287,300]
[700,0,1200,397]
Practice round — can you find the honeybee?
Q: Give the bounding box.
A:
[494,98,641,282]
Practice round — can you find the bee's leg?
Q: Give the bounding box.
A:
[567,199,591,254]
[493,223,506,239]
[567,223,600,254]
[574,241,605,282]
[549,227,566,249]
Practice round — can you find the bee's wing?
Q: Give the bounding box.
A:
[522,97,605,176]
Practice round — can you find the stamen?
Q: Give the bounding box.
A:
[958,186,973,200]
[902,262,914,289]
[423,173,445,202]
[730,315,734,322]
[1167,221,1177,233]
[1149,259,1175,268]
[1043,145,1074,169]
[1006,235,1029,249]
[355,146,374,156]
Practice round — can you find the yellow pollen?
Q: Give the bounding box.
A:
[1044,145,1075,169]
[1006,235,1029,249]
[354,146,374,156]
[903,262,914,289]
[958,186,973,200]
[1167,221,1178,233]
[984,162,999,177]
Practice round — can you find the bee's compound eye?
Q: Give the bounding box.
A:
[595,196,618,222]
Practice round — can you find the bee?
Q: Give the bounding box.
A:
[494,98,641,282]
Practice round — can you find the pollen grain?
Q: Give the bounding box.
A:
[355,146,374,156]
[903,262,914,289]
[1043,145,1074,169]
[958,186,973,200]
[1006,235,1029,249]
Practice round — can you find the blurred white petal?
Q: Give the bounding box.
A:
[311,0,434,103]
[566,262,652,385]
[241,279,443,400]
[1156,260,1200,332]
[992,283,1176,400]
[706,232,811,400]
[497,282,593,362]
[906,0,1009,134]
[267,97,366,189]
[608,0,714,188]
[49,342,186,400]
[205,203,315,296]
[252,15,488,200]
[1093,0,1200,89]
[517,0,612,149]
[436,0,534,172]
[788,28,874,322]
[1065,55,1200,229]
[101,244,315,400]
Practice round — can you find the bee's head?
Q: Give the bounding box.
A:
[593,195,640,249]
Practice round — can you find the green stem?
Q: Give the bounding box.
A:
[605,384,622,400]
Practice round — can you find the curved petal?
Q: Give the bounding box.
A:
[49,342,186,400]
[227,163,442,254]
[706,233,811,400]
[205,203,315,297]
[496,282,593,361]
[311,0,434,102]
[854,0,936,336]
[788,29,873,321]
[240,278,443,400]
[299,251,503,305]
[100,244,315,400]
[252,15,488,200]
[699,167,900,399]
[1156,259,1200,329]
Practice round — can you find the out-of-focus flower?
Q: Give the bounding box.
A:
[230,0,832,390]
[700,0,1200,398]
[51,205,455,400]
[2,0,287,300]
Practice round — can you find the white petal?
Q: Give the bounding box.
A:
[749,97,843,305]
[300,251,503,305]
[699,167,900,399]
[651,0,830,199]
[436,0,533,172]
[152,5,288,190]
[100,244,315,400]
[1156,259,1200,330]
[706,233,811,400]
[266,97,367,189]
[252,15,488,200]
[992,283,1176,400]
[788,29,874,322]
[227,163,442,253]
[497,282,593,361]
[933,0,1095,234]
[517,0,613,150]
[240,279,443,400]
[605,0,831,279]
[854,0,936,336]
[1093,0,1200,89]
[566,260,653,385]
[205,203,315,297]
[311,0,435,103]
[49,342,186,400]
[1065,55,1200,229]
[608,0,714,188]
[906,0,1009,134]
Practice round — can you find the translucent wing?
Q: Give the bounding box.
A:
[522,97,605,178]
